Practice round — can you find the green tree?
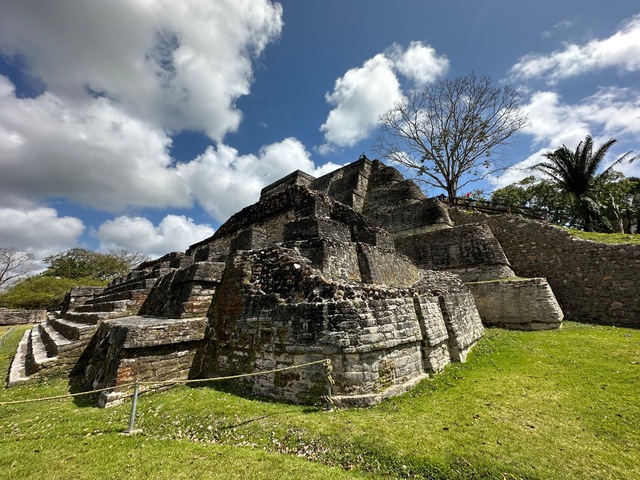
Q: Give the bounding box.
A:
[42,248,132,281]
[375,72,527,200]
[591,174,640,232]
[0,275,106,310]
[533,135,637,231]
[492,174,640,232]
[491,176,575,224]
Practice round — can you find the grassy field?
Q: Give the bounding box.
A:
[1,322,638,480]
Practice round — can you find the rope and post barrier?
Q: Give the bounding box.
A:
[323,358,334,411]
[126,382,140,434]
[2,358,337,433]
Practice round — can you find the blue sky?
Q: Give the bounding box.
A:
[1,0,639,262]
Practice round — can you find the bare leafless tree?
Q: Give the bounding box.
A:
[374,72,527,200]
[0,247,36,290]
[107,249,151,270]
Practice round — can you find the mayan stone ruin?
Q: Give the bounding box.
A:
[8,157,567,406]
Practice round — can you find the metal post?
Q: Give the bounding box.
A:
[126,382,139,434]
[324,359,334,411]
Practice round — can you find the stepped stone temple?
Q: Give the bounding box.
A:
[7,157,563,406]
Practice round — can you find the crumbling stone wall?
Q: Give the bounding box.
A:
[138,262,225,318]
[362,161,452,234]
[451,210,640,327]
[310,158,371,211]
[202,247,484,406]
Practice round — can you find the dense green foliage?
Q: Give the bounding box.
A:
[491,173,640,233]
[42,248,133,281]
[0,275,106,310]
[1,322,638,479]
[530,135,638,231]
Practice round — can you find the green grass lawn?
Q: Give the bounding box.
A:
[1,322,638,479]
[0,325,15,336]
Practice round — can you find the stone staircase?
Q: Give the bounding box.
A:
[7,261,176,387]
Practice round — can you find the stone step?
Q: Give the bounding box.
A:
[83,289,148,305]
[103,277,159,295]
[7,329,30,386]
[74,299,130,313]
[39,322,78,357]
[64,310,127,325]
[50,317,97,341]
[26,325,58,374]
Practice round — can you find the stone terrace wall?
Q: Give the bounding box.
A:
[451,210,640,327]
[0,308,47,325]
[394,223,514,282]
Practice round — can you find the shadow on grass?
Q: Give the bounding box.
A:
[68,375,105,408]
[186,378,325,414]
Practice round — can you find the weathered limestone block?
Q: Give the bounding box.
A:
[413,297,451,372]
[79,316,207,406]
[139,262,225,318]
[437,293,485,362]
[356,243,420,286]
[260,169,315,199]
[394,223,515,282]
[230,227,268,252]
[310,157,371,211]
[466,278,563,330]
[283,217,352,243]
[105,316,207,349]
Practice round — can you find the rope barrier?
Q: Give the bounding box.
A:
[0,326,17,348]
[135,358,329,387]
[0,358,332,406]
[0,382,136,406]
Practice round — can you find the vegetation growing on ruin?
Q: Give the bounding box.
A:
[1,322,638,480]
[564,228,640,244]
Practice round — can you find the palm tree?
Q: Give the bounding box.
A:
[533,135,637,231]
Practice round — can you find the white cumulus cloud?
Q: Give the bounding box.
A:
[387,41,449,86]
[0,76,188,211]
[0,0,283,140]
[319,42,448,151]
[94,215,215,259]
[0,206,85,259]
[178,137,340,221]
[491,87,640,188]
[319,54,403,152]
[511,14,640,82]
